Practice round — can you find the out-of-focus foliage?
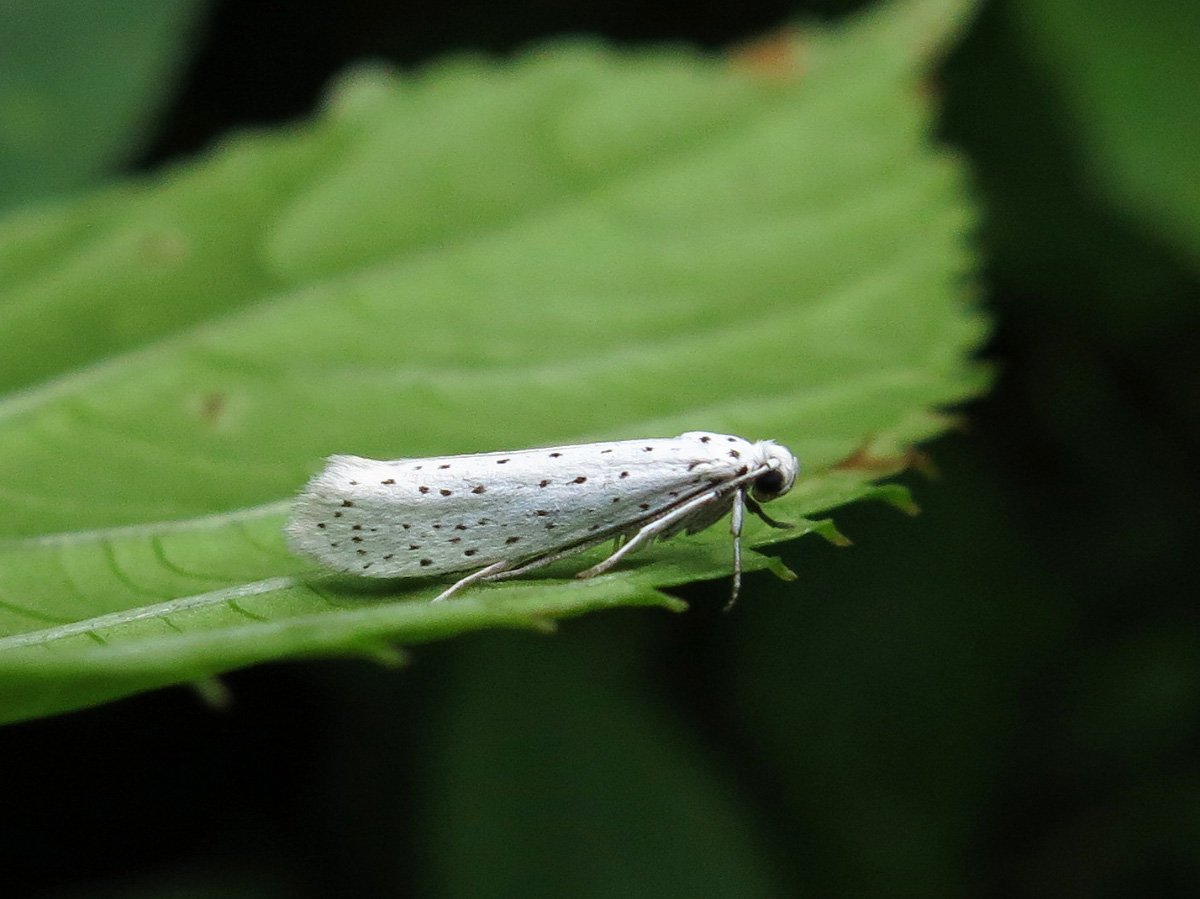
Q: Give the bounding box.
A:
[1011,0,1200,271]
[0,0,209,209]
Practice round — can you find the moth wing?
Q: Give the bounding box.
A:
[287,435,753,580]
[287,452,619,578]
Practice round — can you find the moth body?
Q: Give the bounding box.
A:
[286,431,799,604]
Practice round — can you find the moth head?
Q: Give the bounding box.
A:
[750,442,799,502]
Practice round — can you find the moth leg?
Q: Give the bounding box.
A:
[481,532,619,583]
[432,560,510,602]
[576,487,725,579]
[726,488,744,611]
[745,494,793,529]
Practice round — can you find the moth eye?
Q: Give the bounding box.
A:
[754,470,786,497]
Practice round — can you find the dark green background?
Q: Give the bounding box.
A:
[4,1,1197,896]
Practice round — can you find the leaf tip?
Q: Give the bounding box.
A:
[655,593,690,614]
[357,641,408,667]
[873,483,922,516]
[322,63,403,119]
[811,518,854,547]
[189,677,233,711]
[762,554,799,582]
[525,617,559,635]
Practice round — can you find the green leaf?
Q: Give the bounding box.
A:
[0,0,210,209]
[0,0,987,725]
[1010,0,1200,271]
[417,631,784,896]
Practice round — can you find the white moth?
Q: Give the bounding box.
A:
[286,431,799,606]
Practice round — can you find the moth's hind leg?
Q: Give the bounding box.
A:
[431,560,511,602]
[436,532,622,600]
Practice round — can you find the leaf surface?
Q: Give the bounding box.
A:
[0,0,986,724]
[0,0,209,208]
[1012,0,1200,270]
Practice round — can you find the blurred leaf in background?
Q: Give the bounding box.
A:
[1011,0,1200,272]
[0,0,209,209]
[940,0,1200,892]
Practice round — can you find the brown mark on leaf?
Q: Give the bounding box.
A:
[139,228,191,268]
[728,29,807,83]
[195,391,230,427]
[831,442,938,479]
